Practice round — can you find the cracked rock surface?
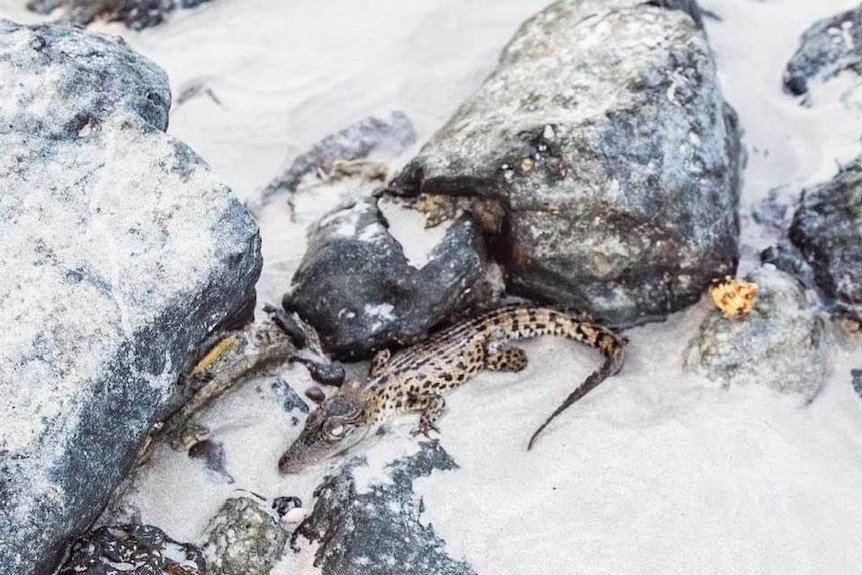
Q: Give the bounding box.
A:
[0,21,261,574]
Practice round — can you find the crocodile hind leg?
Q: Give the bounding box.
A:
[407,392,446,437]
[484,346,529,372]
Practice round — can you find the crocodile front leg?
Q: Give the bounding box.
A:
[407,392,445,437]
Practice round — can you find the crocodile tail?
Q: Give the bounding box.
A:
[527,326,626,450]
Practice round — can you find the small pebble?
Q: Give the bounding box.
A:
[272,496,302,517]
[263,303,307,348]
[283,507,310,525]
[305,386,326,404]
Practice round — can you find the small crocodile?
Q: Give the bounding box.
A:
[278,305,626,473]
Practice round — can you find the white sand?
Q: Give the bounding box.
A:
[2,0,861,573]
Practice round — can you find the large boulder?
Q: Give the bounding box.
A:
[389,0,741,327]
[685,267,827,400]
[783,5,862,97]
[788,158,862,323]
[284,197,496,359]
[0,21,261,574]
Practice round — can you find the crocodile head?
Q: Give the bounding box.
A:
[278,382,369,474]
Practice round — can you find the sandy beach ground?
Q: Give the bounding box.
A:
[1,0,860,573]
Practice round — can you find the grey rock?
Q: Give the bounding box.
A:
[0,21,261,574]
[760,240,817,291]
[685,267,826,400]
[789,158,862,322]
[284,197,495,360]
[852,368,862,399]
[783,5,862,96]
[271,378,310,414]
[259,111,417,208]
[389,0,741,327]
[297,441,475,575]
[202,496,288,575]
[27,0,212,30]
[58,524,206,575]
[188,439,234,484]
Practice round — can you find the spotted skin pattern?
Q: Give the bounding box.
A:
[278,305,627,473]
[362,305,626,446]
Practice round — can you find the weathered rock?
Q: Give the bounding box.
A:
[789,158,862,322]
[202,496,288,575]
[783,5,862,96]
[58,524,207,575]
[685,267,826,400]
[297,441,475,575]
[27,0,212,30]
[284,197,496,359]
[0,21,261,574]
[389,0,741,327]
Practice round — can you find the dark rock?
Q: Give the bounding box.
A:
[305,386,326,404]
[646,0,704,29]
[751,186,796,236]
[297,441,475,575]
[301,359,346,386]
[58,524,206,575]
[202,497,288,575]
[685,267,826,400]
[0,22,261,574]
[258,111,417,208]
[284,197,495,359]
[852,369,862,399]
[389,0,741,327]
[264,303,307,348]
[783,6,862,96]
[188,439,233,483]
[271,378,310,414]
[272,495,302,517]
[789,158,862,322]
[760,240,818,290]
[27,0,212,30]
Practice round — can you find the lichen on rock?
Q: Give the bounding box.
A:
[685,267,827,400]
[0,20,261,574]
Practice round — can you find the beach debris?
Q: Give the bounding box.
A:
[202,497,287,575]
[709,277,758,318]
[189,439,234,484]
[256,110,416,210]
[305,386,326,404]
[57,524,205,575]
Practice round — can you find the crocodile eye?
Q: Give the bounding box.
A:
[329,425,345,437]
